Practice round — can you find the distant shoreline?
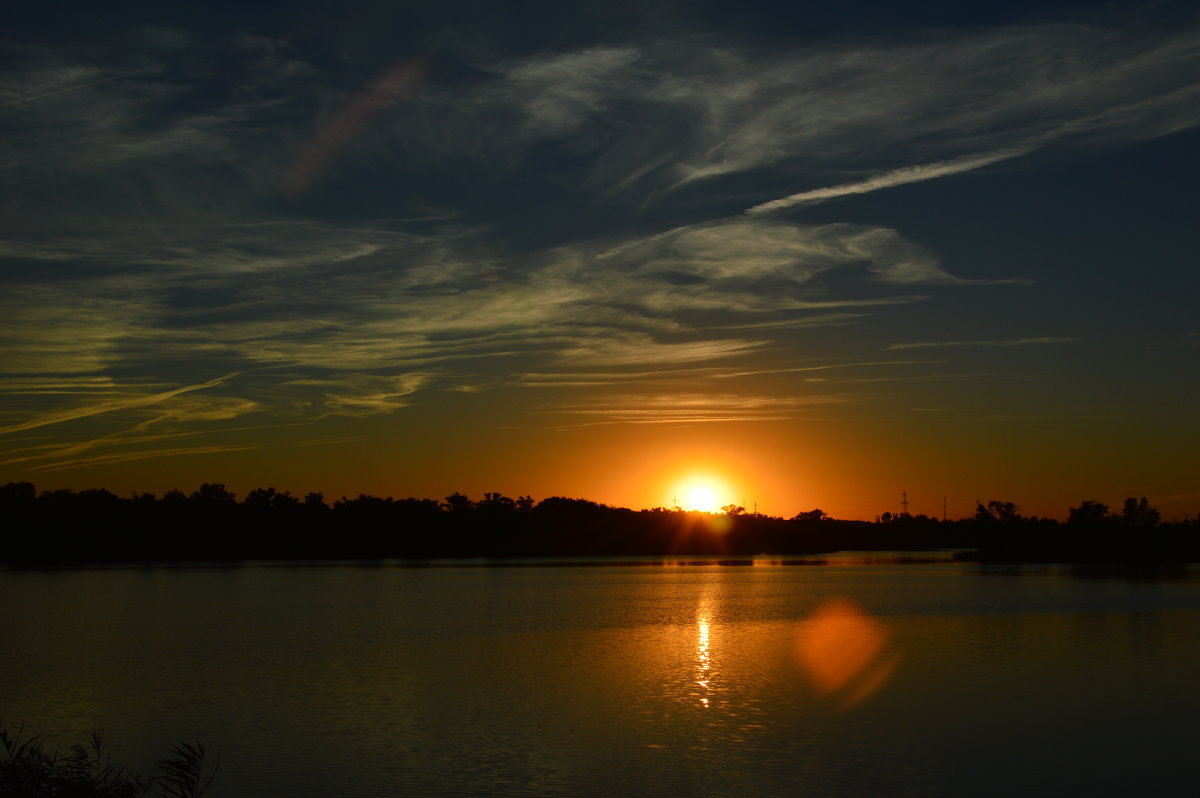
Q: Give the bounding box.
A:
[0,551,971,571]
[3,482,1197,566]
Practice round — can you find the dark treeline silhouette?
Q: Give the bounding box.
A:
[1,482,1196,565]
[963,496,1198,563]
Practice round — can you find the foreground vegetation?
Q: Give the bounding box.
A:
[0,723,216,798]
[1,482,1196,565]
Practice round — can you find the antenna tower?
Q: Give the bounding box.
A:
[943,496,947,522]
[901,489,909,516]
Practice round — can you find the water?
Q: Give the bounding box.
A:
[4,559,1199,796]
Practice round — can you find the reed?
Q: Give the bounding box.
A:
[0,722,217,798]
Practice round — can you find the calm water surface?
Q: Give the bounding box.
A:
[4,559,1199,797]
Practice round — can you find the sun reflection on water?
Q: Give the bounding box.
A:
[696,613,712,708]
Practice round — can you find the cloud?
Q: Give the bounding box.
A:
[499,46,642,136]
[0,376,125,392]
[0,37,311,225]
[885,337,1076,351]
[283,373,430,416]
[0,410,266,468]
[2,16,1186,465]
[559,334,760,366]
[589,218,1019,291]
[0,66,160,110]
[30,443,263,472]
[6,20,1200,228]
[674,27,1200,195]
[0,373,238,436]
[3,210,982,374]
[545,391,847,426]
[0,209,1008,431]
[29,434,354,473]
[0,286,160,374]
[746,148,1030,212]
[356,23,1194,205]
[708,360,938,379]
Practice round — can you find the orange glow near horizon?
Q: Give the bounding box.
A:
[594,427,822,517]
[669,473,737,512]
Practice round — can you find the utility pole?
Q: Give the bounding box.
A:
[901,489,909,517]
[943,496,947,522]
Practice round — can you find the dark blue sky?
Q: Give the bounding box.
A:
[1,0,1196,517]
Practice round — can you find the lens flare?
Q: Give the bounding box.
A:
[796,599,900,709]
[284,59,427,196]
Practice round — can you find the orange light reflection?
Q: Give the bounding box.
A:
[696,614,712,708]
[796,599,900,710]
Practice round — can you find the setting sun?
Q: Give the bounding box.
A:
[672,475,736,513]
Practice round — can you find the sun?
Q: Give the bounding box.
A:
[672,474,734,513]
[686,484,718,513]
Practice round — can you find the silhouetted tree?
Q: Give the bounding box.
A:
[1068,500,1111,525]
[442,492,473,513]
[190,483,236,503]
[479,492,516,512]
[244,487,279,508]
[333,494,392,513]
[1120,496,1160,526]
[244,487,299,510]
[0,481,35,503]
[977,500,1021,522]
[792,509,826,522]
[75,488,121,508]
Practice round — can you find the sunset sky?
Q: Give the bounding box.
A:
[1,0,1197,520]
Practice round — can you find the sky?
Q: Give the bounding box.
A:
[1,0,1197,520]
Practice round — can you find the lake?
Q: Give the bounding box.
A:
[4,557,1199,797]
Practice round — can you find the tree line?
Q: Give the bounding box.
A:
[1,482,1195,565]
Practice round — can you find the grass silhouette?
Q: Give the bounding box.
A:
[0,722,217,798]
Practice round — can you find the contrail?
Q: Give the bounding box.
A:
[0,372,237,436]
[746,148,1029,214]
[0,67,158,110]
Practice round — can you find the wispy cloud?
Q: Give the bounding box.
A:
[0,374,238,436]
[746,148,1030,213]
[283,373,430,416]
[2,211,997,382]
[1,15,1193,474]
[0,66,160,109]
[0,413,282,468]
[0,287,160,374]
[31,443,263,472]
[545,392,847,426]
[414,24,1200,203]
[885,337,1076,351]
[709,360,938,379]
